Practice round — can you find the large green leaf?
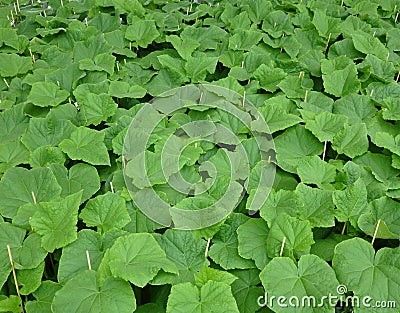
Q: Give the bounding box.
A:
[0,167,61,218]
[230,269,265,313]
[333,238,400,312]
[267,213,314,259]
[30,191,82,252]
[0,296,22,313]
[25,281,61,313]
[57,230,123,283]
[294,183,335,227]
[237,218,270,269]
[73,93,117,126]
[297,156,336,187]
[185,55,219,82]
[0,104,29,143]
[321,56,360,97]
[21,118,77,151]
[153,230,208,285]
[27,82,69,107]
[0,222,25,289]
[80,192,130,233]
[49,163,100,203]
[332,123,369,158]
[166,281,239,313]
[52,270,136,313]
[0,53,32,77]
[333,178,368,228]
[125,20,159,48]
[260,255,339,313]
[59,127,110,165]
[208,214,256,270]
[275,125,323,173]
[303,111,348,142]
[107,233,178,287]
[358,196,400,239]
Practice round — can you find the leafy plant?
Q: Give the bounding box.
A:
[0,0,399,312]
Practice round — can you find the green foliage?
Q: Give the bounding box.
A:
[0,1,399,312]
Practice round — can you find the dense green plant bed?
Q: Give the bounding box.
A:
[0,0,399,312]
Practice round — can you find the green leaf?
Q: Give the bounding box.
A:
[125,20,159,48]
[0,167,61,218]
[358,196,400,239]
[166,35,200,60]
[267,213,314,259]
[351,31,388,60]
[79,53,115,75]
[59,127,110,165]
[332,123,369,158]
[251,103,301,134]
[152,230,208,285]
[0,28,20,50]
[321,56,360,97]
[361,54,396,82]
[0,222,25,289]
[185,55,219,82]
[333,178,368,228]
[0,104,29,143]
[259,189,297,227]
[300,91,334,114]
[194,266,237,287]
[30,191,82,252]
[123,202,163,233]
[383,98,400,121]
[58,230,122,283]
[107,233,178,287]
[303,111,348,142]
[29,146,66,168]
[237,218,270,269]
[275,125,323,173]
[332,238,400,310]
[312,9,341,39]
[374,132,400,156]
[0,53,32,77]
[25,281,61,313]
[17,261,45,295]
[230,269,264,313]
[311,234,350,262]
[74,93,117,126]
[0,139,29,172]
[0,296,22,313]
[166,281,239,313]
[278,75,313,99]
[72,34,113,62]
[27,82,69,107]
[13,233,47,269]
[208,214,256,270]
[295,183,335,227]
[262,10,293,38]
[21,118,77,151]
[145,69,187,96]
[49,163,100,203]
[52,270,136,313]
[80,192,130,233]
[297,156,336,187]
[354,152,400,189]
[228,29,263,51]
[252,64,287,92]
[260,255,339,312]
[333,93,377,125]
[108,81,146,98]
